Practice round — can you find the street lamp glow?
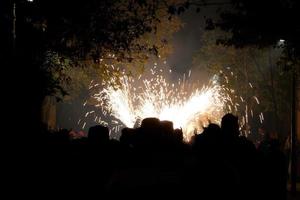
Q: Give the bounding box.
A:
[277,39,285,46]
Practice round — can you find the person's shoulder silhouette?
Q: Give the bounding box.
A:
[88,125,109,145]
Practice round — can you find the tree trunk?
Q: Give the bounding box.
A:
[41,96,57,130]
[291,71,299,195]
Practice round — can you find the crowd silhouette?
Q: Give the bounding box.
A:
[30,114,288,199]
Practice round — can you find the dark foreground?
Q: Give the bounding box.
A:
[10,115,295,199]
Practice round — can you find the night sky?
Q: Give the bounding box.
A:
[168,7,215,73]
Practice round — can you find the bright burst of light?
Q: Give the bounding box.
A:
[80,64,263,141]
[91,68,230,141]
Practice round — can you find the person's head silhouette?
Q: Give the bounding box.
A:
[221,113,239,137]
[88,125,109,144]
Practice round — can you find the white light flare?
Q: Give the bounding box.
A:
[93,71,227,141]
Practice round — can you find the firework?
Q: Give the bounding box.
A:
[90,68,231,141]
[79,65,263,141]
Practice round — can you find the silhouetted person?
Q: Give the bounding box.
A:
[160,120,174,134]
[88,125,109,145]
[135,117,162,151]
[140,117,161,130]
[85,125,112,196]
[220,113,259,200]
[188,123,235,199]
[193,123,221,155]
[160,120,175,149]
[221,113,240,138]
[174,128,183,143]
[120,127,135,147]
[258,130,287,200]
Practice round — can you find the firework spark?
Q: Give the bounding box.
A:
[91,69,230,140]
[79,65,263,141]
